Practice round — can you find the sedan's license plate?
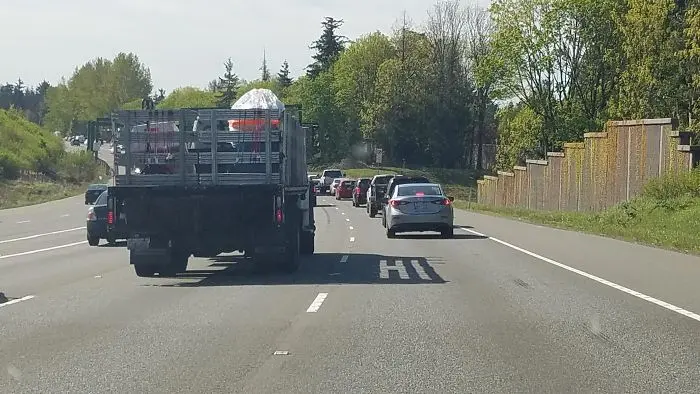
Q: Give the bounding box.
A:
[127,237,150,251]
[415,202,428,211]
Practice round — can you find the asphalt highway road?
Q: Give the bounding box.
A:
[1,192,700,393]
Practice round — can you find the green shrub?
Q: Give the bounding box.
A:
[642,169,700,200]
[0,108,64,180]
[56,151,100,183]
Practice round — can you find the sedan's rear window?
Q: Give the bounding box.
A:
[341,181,356,187]
[397,184,442,196]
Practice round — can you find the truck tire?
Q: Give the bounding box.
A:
[279,223,301,274]
[300,230,315,255]
[369,204,377,218]
[159,249,189,277]
[134,264,158,277]
[131,251,158,277]
[87,235,100,246]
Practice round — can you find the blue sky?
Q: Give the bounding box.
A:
[2,0,491,92]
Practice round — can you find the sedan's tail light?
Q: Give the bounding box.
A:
[389,199,409,207]
[441,198,451,205]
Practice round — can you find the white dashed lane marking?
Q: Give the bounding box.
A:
[306,293,328,313]
[16,221,30,224]
[349,237,355,242]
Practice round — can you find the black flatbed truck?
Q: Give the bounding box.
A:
[106,98,314,277]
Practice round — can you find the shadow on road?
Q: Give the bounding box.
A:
[315,203,336,208]
[147,252,448,287]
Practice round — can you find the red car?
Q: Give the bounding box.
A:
[335,179,356,200]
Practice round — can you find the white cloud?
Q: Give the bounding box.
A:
[1,0,492,91]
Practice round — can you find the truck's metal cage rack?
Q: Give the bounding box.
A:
[110,108,308,189]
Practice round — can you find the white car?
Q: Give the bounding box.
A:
[329,178,343,195]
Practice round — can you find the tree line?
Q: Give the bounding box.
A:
[5,0,698,172]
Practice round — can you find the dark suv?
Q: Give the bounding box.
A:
[86,190,127,246]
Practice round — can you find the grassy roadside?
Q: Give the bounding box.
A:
[325,165,700,255]
[0,180,97,209]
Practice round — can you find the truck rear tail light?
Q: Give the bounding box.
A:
[107,211,114,224]
[276,209,283,223]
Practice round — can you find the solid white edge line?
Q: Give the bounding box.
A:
[0,295,35,308]
[0,241,88,260]
[0,227,86,244]
[463,228,700,323]
[306,292,328,312]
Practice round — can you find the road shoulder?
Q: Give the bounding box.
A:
[455,207,700,317]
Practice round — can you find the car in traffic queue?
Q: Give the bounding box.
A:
[318,169,344,194]
[380,175,431,221]
[352,177,371,207]
[86,190,127,246]
[85,183,108,205]
[382,183,455,238]
[335,179,356,200]
[366,174,395,217]
[329,178,343,196]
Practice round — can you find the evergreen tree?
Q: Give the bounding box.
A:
[277,60,293,88]
[307,17,348,78]
[261,50,271,81]
[216,58,239,108]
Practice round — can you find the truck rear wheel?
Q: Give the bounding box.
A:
[159,248,189,277]
[300,230,314,255]
[134,263,158,277]
[130,250,158,277]
[279,226,301,273]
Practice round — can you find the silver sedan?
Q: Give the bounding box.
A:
[383,183,454,238]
